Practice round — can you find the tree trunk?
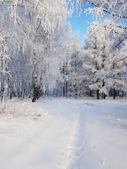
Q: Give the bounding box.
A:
[90,90,92,97]
[63,85,65,97]
[0,85,4,103]
[97,89,100,100]
[102,93,106,99]
[0,55,4,102]
[65,81,68,97]
[104,93,106,99]
[32,85,41,102]
[8,74,13,99]
[102,79,106,99]
[32,46,38,102]
[113,88,116,99]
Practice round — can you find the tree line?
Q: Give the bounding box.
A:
[0,0,127,101]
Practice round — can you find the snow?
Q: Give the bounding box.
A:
[0,98,127,169]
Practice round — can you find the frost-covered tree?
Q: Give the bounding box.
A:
[84,19,127,99]
[65,35,83,98]
[0,31,10,101]
[76,0,127,19]
[52,34,85,98]
[0,0,72,101]
[41,22,73,97]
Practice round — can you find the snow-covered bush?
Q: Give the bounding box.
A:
[0,99,46,119]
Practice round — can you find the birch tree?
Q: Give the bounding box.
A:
[0,0,71,101]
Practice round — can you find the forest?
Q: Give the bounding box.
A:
[0,0,127,102]
[0,1,127,169]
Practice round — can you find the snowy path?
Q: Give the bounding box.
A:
[0,99,127,169]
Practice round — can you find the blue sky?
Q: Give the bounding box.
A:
[67,11,94,46]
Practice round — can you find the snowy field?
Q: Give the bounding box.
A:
[0,98,127,169]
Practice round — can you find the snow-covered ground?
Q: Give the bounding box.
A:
[0,98,127,169]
